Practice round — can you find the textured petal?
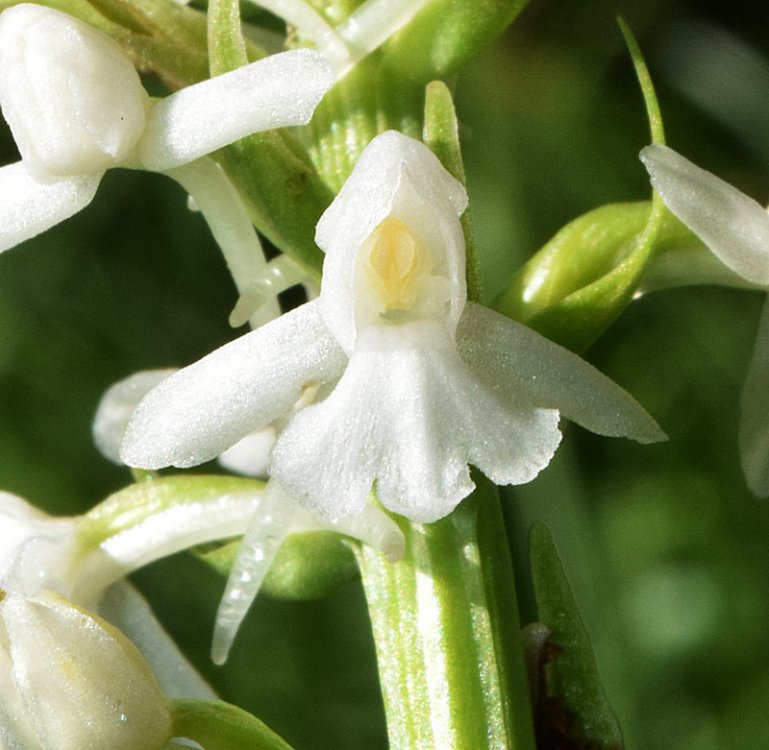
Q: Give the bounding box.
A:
[272,320,561,523]
[0,161,101,252]
[139,49,334,171]
[640,143,769,285]
[98,582,216,700]
[93,369,176,464]
[2,591,172,750]
[457,302,666,443]
[316,130,468,352]
[0,4,148,177]
[121,301,347,469]
[218,428,277,476]
[739,295,769,496]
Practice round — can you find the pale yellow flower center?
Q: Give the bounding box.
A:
[365,216,425,313]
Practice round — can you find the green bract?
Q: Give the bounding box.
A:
[383,0,533,81]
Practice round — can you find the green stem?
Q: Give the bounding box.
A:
[356,482,536,749]
[170,700,294,750]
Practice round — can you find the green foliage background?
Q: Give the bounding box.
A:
[2,1,769,747]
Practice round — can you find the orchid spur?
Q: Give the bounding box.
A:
[641,143,769,496]
[122,130,664,524]
[0,4,334,326]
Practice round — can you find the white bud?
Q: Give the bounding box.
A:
[0,4,148,178]
[0,589,172,750]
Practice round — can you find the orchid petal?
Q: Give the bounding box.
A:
[316,130,468,352]
[739,296,769,496]
[139,49,335,171]
[640,143,769,285]
[457,302,666,444]
[0,161,101,252]
[1,590,172,750]
[0,4,148,178]
[93,369,176,464]
[99,582,216,700]
[218,428,277,476]
[121,300,347,469]
[271,320,562,523]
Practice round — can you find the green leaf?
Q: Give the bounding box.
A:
[198,531,359,600]
[171,699,294,750]
[423,80,481,303]
[528,523,623,750]
[382,0,533,82]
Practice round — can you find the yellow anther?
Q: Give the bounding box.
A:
[366,217,425,312]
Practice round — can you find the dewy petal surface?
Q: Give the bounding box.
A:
[457,302,666,444]
[0,162,101,252]
[316,130,468,352]
[271,319,562,523]
[121,300,347,469]
[640,143,769,286]
[739,295,769,496]
[139,49,335,171]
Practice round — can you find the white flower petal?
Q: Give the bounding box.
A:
[316,130,468,352]
[0,161,101,252]
[98,582,216,700]
[640,143,769,285]
[739,295,769,496]
[271,320,562,523]
[2,590,172,750]
[93,369,177,464]
[0,4,148,177]
[218,427,277,476]
[457,302,666,444]
[121,300,347,469]
[139,49,335,171]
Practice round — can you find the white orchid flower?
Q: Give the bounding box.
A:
[641,143,769,496]
[93,370,405,662]
[0,4,334,327]
[123,130,664,524]
[0,589,173,750]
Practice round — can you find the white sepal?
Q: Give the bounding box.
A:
[316,130,468,353]
[271,319,562,522]
[0,4,148,178]
[0,161,101,253]
[0,590,172,750]
[457,302,666,444]
[93,369,176,464]
[139,49,335,171]
[121,300,347,469]
[640,144,769,286]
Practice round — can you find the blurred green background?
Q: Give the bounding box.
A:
[2,0,769,748]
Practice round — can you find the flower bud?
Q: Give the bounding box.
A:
[0,4,148,178]
[0,589,172,750]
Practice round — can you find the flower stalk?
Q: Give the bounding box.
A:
[355,481,536,750]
